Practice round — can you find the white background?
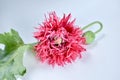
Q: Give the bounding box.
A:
[0,0,120,80]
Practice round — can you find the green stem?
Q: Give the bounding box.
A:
[25,42,37,46]
[82,21,103,34]
[24,42,37,50]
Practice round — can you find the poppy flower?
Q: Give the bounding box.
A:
[34,12,86,66]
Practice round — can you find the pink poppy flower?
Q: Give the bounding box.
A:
[34,12,86,66]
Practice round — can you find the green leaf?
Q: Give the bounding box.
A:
[0,29,24,54]
[0,29,29,80]
[83,31,95,44]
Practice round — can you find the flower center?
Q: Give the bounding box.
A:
[54,37,62,45]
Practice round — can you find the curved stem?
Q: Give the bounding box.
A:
[82,21,103,34]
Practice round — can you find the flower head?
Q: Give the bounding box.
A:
[34,12,86,66]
